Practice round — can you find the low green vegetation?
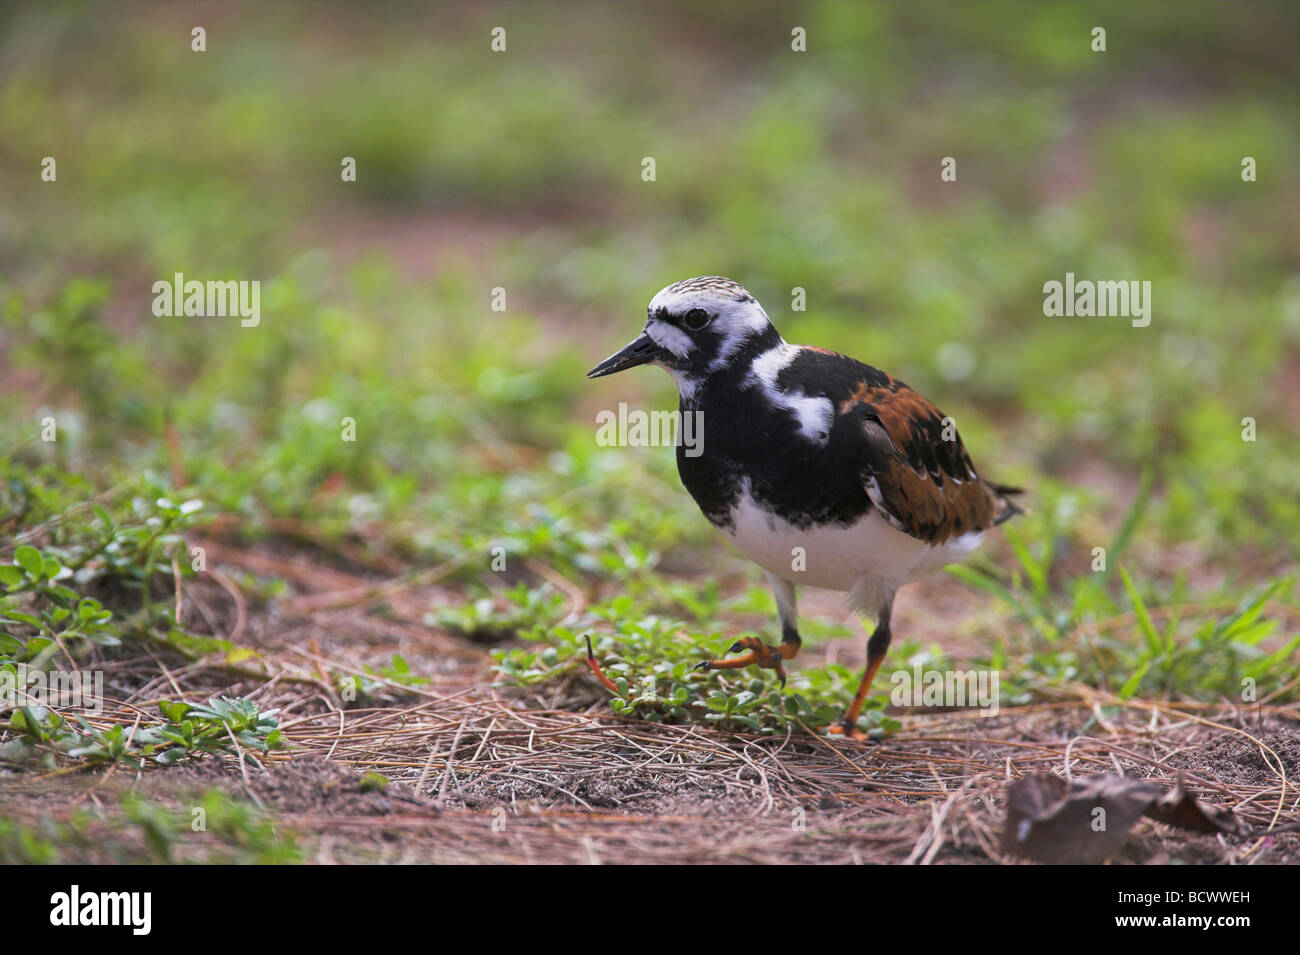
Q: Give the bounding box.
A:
[0,789,300,864]
[1,695,283,769]
[1,1,1297,751]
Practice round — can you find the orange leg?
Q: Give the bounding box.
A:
[827,598,893,740]
[695,636,800,687]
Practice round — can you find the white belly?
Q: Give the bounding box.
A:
[723,490,984,614]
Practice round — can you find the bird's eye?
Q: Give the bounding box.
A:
[683,308,711,330]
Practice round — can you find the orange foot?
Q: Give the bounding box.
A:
[826,721,872,741]
[694,636,798,687]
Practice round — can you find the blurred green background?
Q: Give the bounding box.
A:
[1,1,1298,705]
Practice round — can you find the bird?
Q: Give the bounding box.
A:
[587,276,1022,738]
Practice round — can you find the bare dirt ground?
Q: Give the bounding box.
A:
[3,534,1297,865]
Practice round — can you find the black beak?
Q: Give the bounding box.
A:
[586,331,663,379]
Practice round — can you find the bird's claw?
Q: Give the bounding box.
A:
[695,637,792,686]
[583,634,620,693]
[826,722,873,742]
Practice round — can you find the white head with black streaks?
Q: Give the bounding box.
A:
[588,277,782,399]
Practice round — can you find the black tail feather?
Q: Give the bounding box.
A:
[987,480,1026,525]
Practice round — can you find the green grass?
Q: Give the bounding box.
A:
[1,1,1298,743]
[0,789,300,864]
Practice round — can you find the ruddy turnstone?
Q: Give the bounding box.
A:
[587,276,1022,738]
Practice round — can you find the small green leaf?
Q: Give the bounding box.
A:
[14,546,43,579]
[159,700,191,722]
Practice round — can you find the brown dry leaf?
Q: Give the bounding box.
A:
[1146,782,1239,834]
[1001,773,1237,864]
